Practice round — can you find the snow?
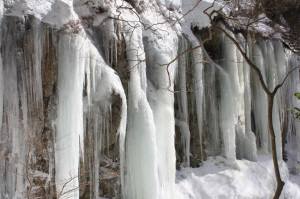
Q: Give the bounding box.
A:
[290,174,300,187]
[176,155,300,199]
[158,0,181,10]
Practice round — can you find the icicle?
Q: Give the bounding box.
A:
[85,56,91,106]
[81,22,127,197]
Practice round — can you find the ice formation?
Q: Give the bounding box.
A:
[121,6,160,199]
[0,0,3,134]
[0,0,299,199]
[55,33,85,199]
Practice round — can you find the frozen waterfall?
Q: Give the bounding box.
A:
[0,0,300,199]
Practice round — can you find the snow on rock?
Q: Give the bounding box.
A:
[158,0,181,10]
[4,0,79,28]
[43,0,79,28]
[182,0,219,33]
[4,0,54,20]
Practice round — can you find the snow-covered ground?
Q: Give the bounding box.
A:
[176,155,300,199]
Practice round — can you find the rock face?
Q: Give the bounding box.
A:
[260,0,300,52]
[0,0,300,199]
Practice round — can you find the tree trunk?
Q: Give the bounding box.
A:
[268,95,285,199]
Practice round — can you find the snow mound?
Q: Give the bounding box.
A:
[176,156,300,199]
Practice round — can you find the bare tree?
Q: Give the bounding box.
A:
[158,0,299,198]
[120,0,299,197]
[185,1,299,198]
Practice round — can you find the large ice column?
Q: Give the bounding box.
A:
[273,41,289,145]
[221,33,257,161]
[289,55,300,174]
[203,61,221,156]
[257,40,289,160]
[55,33,85,199]
[264,41,283,159]
[274,41,291,161]
[235,37,246,159]
[218,32,237,160]
[0,0,3,132]
[0,17,45,198]
[176,36,191,167]
[200,43,221,157]
[0,51,2,134]
[176,32,206,165]
[83,39,127,198]
[0,4,4,195]
[250,41,269,153]
[0,3,2,196]
[291,76,300,172]
[1,19,24,199]
[192,40,205,162]
[242,39,257,161]
[249,39,289,158]
[122,12,160,199]
[143,22,178,199]
[234,35,257,161]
